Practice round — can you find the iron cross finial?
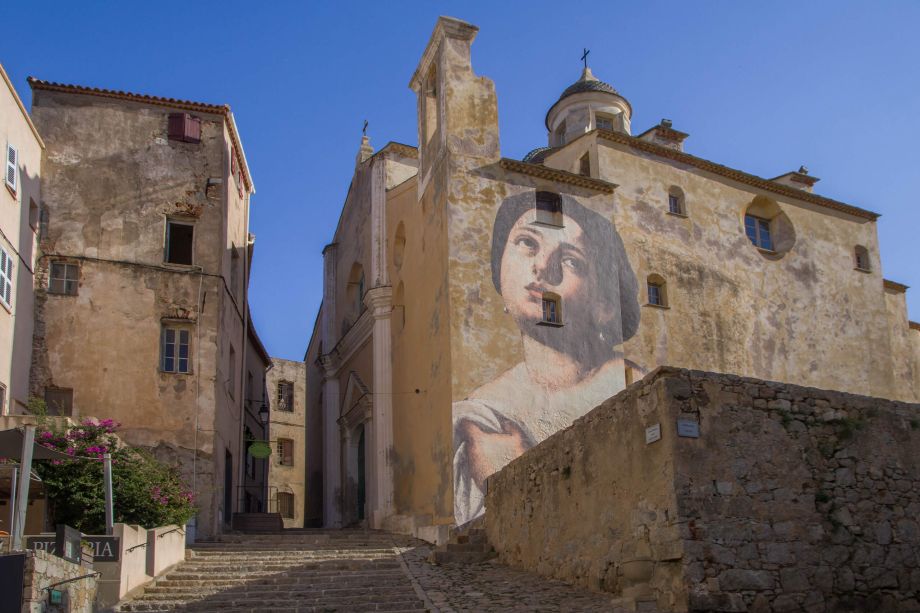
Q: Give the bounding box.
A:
[581,48,590,69]
[362,120,368,136]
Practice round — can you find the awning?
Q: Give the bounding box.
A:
[0,428,72,461]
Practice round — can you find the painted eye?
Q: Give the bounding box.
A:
[562,256,586,275]
[514,236,538,253]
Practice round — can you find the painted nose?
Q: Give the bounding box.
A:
[533,253,562,286]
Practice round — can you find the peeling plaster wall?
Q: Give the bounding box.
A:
[594,139,916,402]
[266,357,306,527]
[30,90,250,538]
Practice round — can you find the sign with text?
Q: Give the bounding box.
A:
[645,423,661,444]
[676,419,701,438]
[26,535,120,562]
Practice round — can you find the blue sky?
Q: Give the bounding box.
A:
[4,1,918,360]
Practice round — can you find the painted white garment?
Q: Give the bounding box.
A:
[452,358,627,525]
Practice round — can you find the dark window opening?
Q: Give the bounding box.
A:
[579,153,591,177]
[166,221,194,265]
[44,387,73,416]
[854,246,871,271]
[535,191,563,226]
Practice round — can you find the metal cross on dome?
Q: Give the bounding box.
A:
[362,120,368,136]
[581,48,590,69]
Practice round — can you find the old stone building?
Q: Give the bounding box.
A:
[305,15,919,541]
[28,79,262,538]
[265,357,308,527]
[0,63,41,416]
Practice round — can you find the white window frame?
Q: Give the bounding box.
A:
[0,247,13,310]
[5,144,18,195]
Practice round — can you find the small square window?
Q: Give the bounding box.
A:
[165,220,194,265]
[541,295,561,324]
[277,438,294,466]
[277,381,294,412]
[161,326,191,373]
[535,192,563,226]
[49,262,79,295]
[596,114,614,131]
[44,387,73,416]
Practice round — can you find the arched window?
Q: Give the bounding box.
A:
[854,245,871,271]
[578,153,591,177]
[646,274,668,308]
[346,263,365,317]
[553,120,566,147]
[668,186,686,216]
[393,222,406,269]
[535,191,563,226]
[541,292,562,325]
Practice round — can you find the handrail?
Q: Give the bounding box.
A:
[125,542,147,553]
[42,571,101,592]
[156,526,185,539]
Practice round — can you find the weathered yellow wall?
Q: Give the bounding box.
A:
[30,89,252,537]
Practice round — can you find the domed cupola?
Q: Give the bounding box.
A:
[545,64,632,147]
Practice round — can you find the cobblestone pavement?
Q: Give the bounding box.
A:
[396,539,644,612]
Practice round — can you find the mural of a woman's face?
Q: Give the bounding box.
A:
[500,213,604,333]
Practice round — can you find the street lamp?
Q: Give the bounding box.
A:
[258,403,269,424]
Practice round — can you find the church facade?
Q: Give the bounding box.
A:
[305,17,919,540]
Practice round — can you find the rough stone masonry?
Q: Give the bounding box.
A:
[484,366,920,612]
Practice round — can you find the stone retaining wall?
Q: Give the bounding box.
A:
[484,367,920,612]
[21,548,97,612]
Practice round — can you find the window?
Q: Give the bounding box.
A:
[541,293,562,325]
[578,154,591,177]
[167,113,201,144]
[49,262,79,295]
[277,381,294,412]
[161,326,191,373]
[668,187,685,216]
[277,492,295,518]
[29,199,39,231]
[231,246,240,298]
[228,344,236,398]
[554,120,566,146]
[5,144,17,194]
[39,208,49,239]
[535,191,563,226]
[44,387,73,416]
[277,438,294,466]
[744,214,774,251]
[646,274,668,307]
[596,114,614,131]
[0,248,12,309]
[854,246,871,271]
[165,220,194,265]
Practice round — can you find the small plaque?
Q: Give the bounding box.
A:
[645,423,661,444]
[677,419,700,438]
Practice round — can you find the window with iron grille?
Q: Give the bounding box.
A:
[161,326,191,373]
[277,438,294,466]
[0,248,13,309]
[854,246,871,271]
[49,262,79,295]
[277,381,294,412]
[277,492,295,518]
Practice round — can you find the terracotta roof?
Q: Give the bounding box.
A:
[596,128,879,220]
[28,77,254,193]
[883,279,909,293]
[499,158,617,193]
[909,321,920,332]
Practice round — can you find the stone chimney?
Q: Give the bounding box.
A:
[637,119,688,151]
[770,166,820,193]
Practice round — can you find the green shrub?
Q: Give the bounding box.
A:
[35,419,195,533]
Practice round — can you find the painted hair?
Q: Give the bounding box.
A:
[490,190,640,343]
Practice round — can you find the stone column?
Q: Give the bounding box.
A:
[319,244,342,528]
[364,286,394,527]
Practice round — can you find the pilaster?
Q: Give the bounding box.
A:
[370,159,389,288]
[319,357,342,528]
[364,286,394,527]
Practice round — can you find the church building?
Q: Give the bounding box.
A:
[305,16,919,541]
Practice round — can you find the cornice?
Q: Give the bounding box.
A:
[499,158,617,193]
[322,308,373,375]
[596,129,879,220]
[29,77,254,193]
[883,279,909,293]
[909,321,920,332]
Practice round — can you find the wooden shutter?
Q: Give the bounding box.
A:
[168,113,201,143]
[5,145,17,193]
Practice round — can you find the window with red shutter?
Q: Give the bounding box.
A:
[167,113,201,143]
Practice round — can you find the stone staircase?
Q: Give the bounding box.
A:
[115,529,428,612]
[428,519,495,565]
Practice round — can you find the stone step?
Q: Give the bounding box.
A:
[121,596,426,609]
[156,570,406,586]
[429,549,496,565]
[133,587,419,602]
[119,603,427,612]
